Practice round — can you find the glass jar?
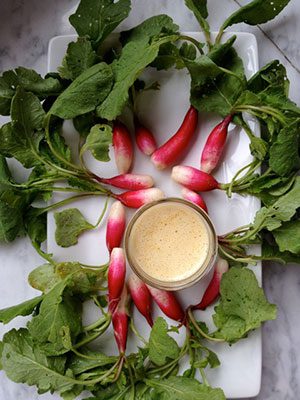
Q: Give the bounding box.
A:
[125,197,217,290]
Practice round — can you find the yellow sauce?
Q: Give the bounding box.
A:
[128,202,210,282]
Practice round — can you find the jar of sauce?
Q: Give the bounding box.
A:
[125,198,217,290]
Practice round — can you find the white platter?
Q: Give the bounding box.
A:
[48,32,261,399]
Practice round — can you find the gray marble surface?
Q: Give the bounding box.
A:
[0,0,300,399]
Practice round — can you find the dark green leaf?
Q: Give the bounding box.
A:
[262,240,300,264]
[69,349,116,375]
[273,220,300,254]
[28,263,61,293]
[0,88,45,168]
[151,43,183,71]
[223,0,291,28]
[56,262,106,295]
[24,207,47,247]
[148,317,180,366]
[73,112,96,138]
[146,376,226,400]
[82,124,112,161]
[59,37,98,80]
[213,268,277,342]
[269,120,300,176]
[28,279,82,355]
[120,15,179,44]
[249,135,268,160]
[191,49,245,116]
[0,71,17,115]
[185,0,210,38]
[1,328,76,393]
[69,0,131,47]
[252,177,300,231]
[247,60,289,94]
[54,208,94,248]
[50,62,113,119]
[0,296,43,324]
[28,262,106,295]
[97,34,178,120]
[0,68,62,115]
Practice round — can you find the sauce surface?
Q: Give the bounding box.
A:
[128,202,210,282]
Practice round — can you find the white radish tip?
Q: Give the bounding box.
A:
[109,201,126,218]
[216,258,229,274]
[111,247,125,259]
[145,188,164,202]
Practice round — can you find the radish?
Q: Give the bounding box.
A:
[135,118,157,156]
[151,106,198,170]
[147,285,185,323]
[113,121,133,174]
[128,274,153,327]
[172,165,221,192]
[106,201,126,253]
[98,173,154,190]
[181,188,208,213]
[114,188,164,208]
[192,258,229,310]
[112,285,130,355]
[201,115,232,174]
[108,248,126,312]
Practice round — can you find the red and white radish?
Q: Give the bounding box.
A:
[108,248,126,312]
[112,285,130,355]
[115,188,164,208]
[192,258,229,310]
[172,165,220,192]
[181,188,208,213]
[106,201,126,253]
[200,115,232,174]
[113,121,133,174]
[99,173,154,190]
[135,119,157,156]
[147,285,185,323]
[128,274,153,327]
[151,106,198,170]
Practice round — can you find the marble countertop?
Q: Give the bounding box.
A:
[0,0,299,399]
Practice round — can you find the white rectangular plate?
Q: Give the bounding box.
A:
[48,32,261,399]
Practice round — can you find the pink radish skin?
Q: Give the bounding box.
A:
[147,285,185,323]
[151,106,198,170]
[106,201,126,253]
[128,274,153,326]
[108,248,126,312]
[172,165,220,192]
[192,258,229,310]
[135,119,157,156]
[115,188,164,208]
[99,173,154,190]
[113,121,133,174]
[181,188,208,213]
[112,285,129,355]
[201,115,232,174]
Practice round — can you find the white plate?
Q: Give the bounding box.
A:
[48,32,261,399]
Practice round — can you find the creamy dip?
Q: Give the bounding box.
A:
[127,201,210,282]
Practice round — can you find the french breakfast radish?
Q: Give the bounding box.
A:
[113,121,133,174]
[99,173,154,190]
[147,285,185,323]
[151,106,198,170]
[200,115,232,173]
[172,165,220,192]
[108,248,126,312]
[106,201,126,253]
[128,274,153,326]
[115,188,164,208]
[181,188,208,213]
[192,258,229,310]
[135,118,157,156]
[112,285,130,355]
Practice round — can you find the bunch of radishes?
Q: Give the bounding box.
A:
[104,105,233,355]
